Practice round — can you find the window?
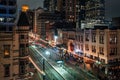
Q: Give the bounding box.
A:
[19,61,25,74]
[85,44,89,51]
[0,17,5,22]
[92,34,96,42]
[92,46,96,53]
[4,64,10,77]
[4,45,10,58]
[110,48,117,56]
[20,44,25,56]
[20,35,24,39]
[99,34,104,44]
[81,44,83,51]
[9,0,16,6]
[80,35,83,42]
[99,47,104,55]
[0,0,7,5]
[109,34,117,44]
[9,9,16,14]
[85,33,89,41]
[0,9,6,14]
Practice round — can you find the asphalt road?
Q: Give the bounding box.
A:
[29,44,98,80]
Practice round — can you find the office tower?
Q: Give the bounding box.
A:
[65,0,76,22]
[65,0,86,29]
[43,0,50,10]
[82,0,105,28]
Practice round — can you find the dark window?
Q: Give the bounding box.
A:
[85,33,89,41]
[92,46,96,53]
[0,8,6,14]
[110,48,117,56]
[4,64,10,77]
[20,44,24,47]
[9,0,16,6]
[0,0,7,5]
[80,35,83,42]
[0,26,6,31]
[19,61,25,74]
[26,44,29,47]
[99,34,104,44]
[99,47,104,55]
[19,44,25,57]
[20,35,24,39]
[92,34,96,42]
[8,26,13,31]
[9,9,16,14]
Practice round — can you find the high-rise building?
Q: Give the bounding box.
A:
[0,0,16,32]
[65,0,86,28]
[85,0,105,21]
[0,0,17,80]
[82,0,105,29]
[65,0,76,22]
[43,0,50,10]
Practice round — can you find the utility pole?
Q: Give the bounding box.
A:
[43,59,45,80]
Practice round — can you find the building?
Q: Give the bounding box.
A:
[0,0,17,80]
[83,27,120,79]
[0,1,30,79]
[65,0,76,22]
[17,10,30,77]
[43,0,50,11]
[33,8,44,34]
[34,8,62,40]
[82,0,105,29]
[58,24,120,79]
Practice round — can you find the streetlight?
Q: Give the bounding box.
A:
[45,51,51,58]
[54,35,58,45]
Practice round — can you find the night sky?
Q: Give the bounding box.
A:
[17,0,120,20]
[17,0,43,9]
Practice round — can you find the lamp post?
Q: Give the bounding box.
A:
[45,51,51,59]
[43,59,45,80]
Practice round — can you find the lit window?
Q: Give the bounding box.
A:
[4,50,9,56]
[4,45,10,58]
[109,34,117,44]
[0,17,4,22]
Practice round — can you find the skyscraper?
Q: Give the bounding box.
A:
[82,0,105,28]
[65,0,76,22]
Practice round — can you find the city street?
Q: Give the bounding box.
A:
[29,40,99,80]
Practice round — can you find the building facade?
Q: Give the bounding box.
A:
[34,8,61,40]
[0,1,30,79]
[0,0,17,80]
[59,26,120,79]
[17,11,30,78]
